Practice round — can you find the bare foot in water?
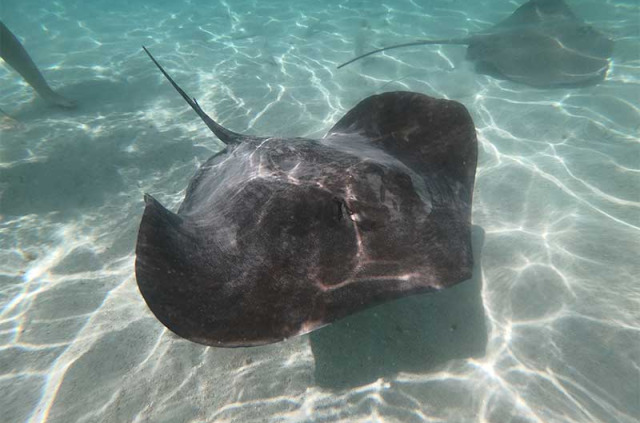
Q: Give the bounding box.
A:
[44,91,76,109]
[0,108,22,130]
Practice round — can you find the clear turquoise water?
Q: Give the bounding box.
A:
[1,0,638,422]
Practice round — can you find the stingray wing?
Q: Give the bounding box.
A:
[490,0,578,31]
[468,20,613,87]
[327,91,477,208]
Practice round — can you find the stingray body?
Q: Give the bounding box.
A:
[136,47,478,347]
[338,0,614,88]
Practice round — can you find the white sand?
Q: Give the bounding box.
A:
[1,0,638,422]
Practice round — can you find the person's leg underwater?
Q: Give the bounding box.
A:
[0,20,75,108]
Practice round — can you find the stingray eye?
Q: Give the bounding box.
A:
[333,197,346,221]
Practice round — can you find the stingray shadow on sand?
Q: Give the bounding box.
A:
[310,225,487,390]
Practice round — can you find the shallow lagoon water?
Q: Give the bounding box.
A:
[1,0,639,422]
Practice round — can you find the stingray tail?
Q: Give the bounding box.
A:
[142,46,244,145]
[337,38,468,69]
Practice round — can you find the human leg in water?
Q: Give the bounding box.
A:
[0,20,75,108]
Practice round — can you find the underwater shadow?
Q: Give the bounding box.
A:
[0,138,128,217]
[1,77,212,218]
[0,135,203,218]
[10,76,164,120]
[310,225,487,391]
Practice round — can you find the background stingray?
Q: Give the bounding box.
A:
[136,47,478,348]
[338,0,614,88]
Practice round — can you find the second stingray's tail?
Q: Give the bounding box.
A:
[337,38,469,69]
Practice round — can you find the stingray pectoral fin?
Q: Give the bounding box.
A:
[337,38,468,69]
[142,46,244,145]
[136,194,195,309]
[140,193,182,227]
[327,91,477,205]
[135,194,214,342]
[136,194,293,347]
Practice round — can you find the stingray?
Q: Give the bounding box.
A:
[338,0,614,88]
[135,47,478,347]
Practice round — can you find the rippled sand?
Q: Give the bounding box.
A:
[1,0,638,422]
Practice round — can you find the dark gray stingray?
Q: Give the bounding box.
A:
[338,0,614,88]
[136,47,478,347]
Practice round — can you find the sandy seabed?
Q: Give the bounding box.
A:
[1,0,638,422]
